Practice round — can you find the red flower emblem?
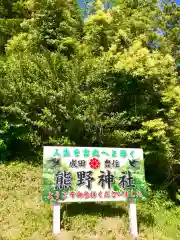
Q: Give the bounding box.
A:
[47,192,53,199]
[89,158,100,169]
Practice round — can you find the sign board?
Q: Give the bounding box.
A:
[42,147,148,203]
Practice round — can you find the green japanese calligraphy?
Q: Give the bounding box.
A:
[63,148,70,157]
[83,149,90,157]
[53,149,61,157]
[74,149,80,157]
[92,149,100,157]
[101,151,110,156]
[112,150,117,157]
[120,150,127,158]
[130,151,134,158]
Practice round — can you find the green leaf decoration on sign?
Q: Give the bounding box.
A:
[112,184,120,192]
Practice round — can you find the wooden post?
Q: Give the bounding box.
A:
[53,204,61,236]
[128,199,138,239]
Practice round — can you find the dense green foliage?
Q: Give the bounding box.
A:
[0,0,30,54]
[0,0,179,199]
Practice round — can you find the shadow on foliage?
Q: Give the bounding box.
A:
[61,202,127,219]
[138,212,155,227]
[168,163,180,205]
[145,154,180,205]
[61,202,155,229]
[144,153,168,186]
[167,184,180,205]
[1,140,42,166]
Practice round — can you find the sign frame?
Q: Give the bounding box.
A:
[42,146,147,239]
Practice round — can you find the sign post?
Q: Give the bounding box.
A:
[42,147,147,239]
[53,204,60,235]
[128,199,138,239]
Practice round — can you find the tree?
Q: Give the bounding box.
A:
[160,0,180,77]
[0,0,179,199]
[77,0,180,187]
[7,0,83,57]
[0,0,83,157]
[0,0,29,54]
